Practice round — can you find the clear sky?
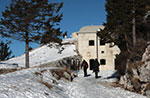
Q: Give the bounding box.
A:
[0,0,106,57]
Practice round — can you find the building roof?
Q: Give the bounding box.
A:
[79,25,104,33]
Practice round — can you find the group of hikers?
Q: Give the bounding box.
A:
[70,58,100,79]
[81,59,100,78]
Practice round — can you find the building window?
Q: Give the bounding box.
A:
[101,51,104,54]
[89,40,94,46]
[100,39,105,46]
[100,59,106,65]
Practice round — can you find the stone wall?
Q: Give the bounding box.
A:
[38,55,82,69]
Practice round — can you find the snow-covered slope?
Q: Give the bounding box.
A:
[0,67,69,98]
[0,68,146,98]
[0,44,77,68]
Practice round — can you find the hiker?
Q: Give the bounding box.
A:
[81,60,88,77]
[93,59,100,78]
[73,60,77,70]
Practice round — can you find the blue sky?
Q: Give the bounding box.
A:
[0,0,106,56]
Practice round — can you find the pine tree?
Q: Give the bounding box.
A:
[98,0,150,52]
[0,41,14,61]
[144,6,150,41]
[0,0,65,68]
[98,0,150,74]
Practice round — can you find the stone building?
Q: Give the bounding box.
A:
[72,25,120,70]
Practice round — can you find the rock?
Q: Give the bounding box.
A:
[131,77,141,92]
[119,74,134,91]
[145,84,150,97]
[63,72,71,81]
[119,44,150,95]
[139,67,150,82]
[125,44,150,92]
[39,55,82,69]
[52,72,59,80]
[145,90,150,98]
[139,44,150,83]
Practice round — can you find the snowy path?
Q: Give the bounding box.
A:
[64,70,146,98]
[0,68,147,98]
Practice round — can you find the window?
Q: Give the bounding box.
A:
[100,39,105,46]
[100,59,106,65]
[89,40,94,46]
[101,51,104,54]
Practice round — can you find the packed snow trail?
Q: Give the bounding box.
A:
[63,70,146,98]
[0,68,147,98]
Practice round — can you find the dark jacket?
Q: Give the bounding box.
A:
[81,60,88,70]
[93,60,100,72]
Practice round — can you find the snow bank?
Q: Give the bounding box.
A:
[0,44,77,68]
[0,67,71,98]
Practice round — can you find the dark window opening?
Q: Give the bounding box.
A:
[89,40,94,46]
[100,59,106,65]
[100,39,105,45]
[101,51,104,54]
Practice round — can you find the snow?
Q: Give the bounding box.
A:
[0,69,146,98]
[64,70,146,98]
[0,44,77,68]
[0,67,64,98]
[0,42,147,98]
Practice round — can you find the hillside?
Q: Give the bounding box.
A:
[0,44,77,68]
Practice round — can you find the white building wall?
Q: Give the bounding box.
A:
[78,33,97,63]
[72,25,120,70]
[98,43,115,70]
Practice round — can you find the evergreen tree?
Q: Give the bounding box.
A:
[0,0,65,68]
[0,41,14,61]
[98,0,150,53]
[98,0,150,75]
[144,8,150,41]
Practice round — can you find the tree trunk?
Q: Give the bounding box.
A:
[132,14,136,47]
[124,33,130,52]
[147,32,150,41]
[25,32,29,68]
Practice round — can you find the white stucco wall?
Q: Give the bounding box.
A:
[78,32,97,61]
[72,25,120,70]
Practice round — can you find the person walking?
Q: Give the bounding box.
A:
[81,60,88,77]
[93,59,100,78]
